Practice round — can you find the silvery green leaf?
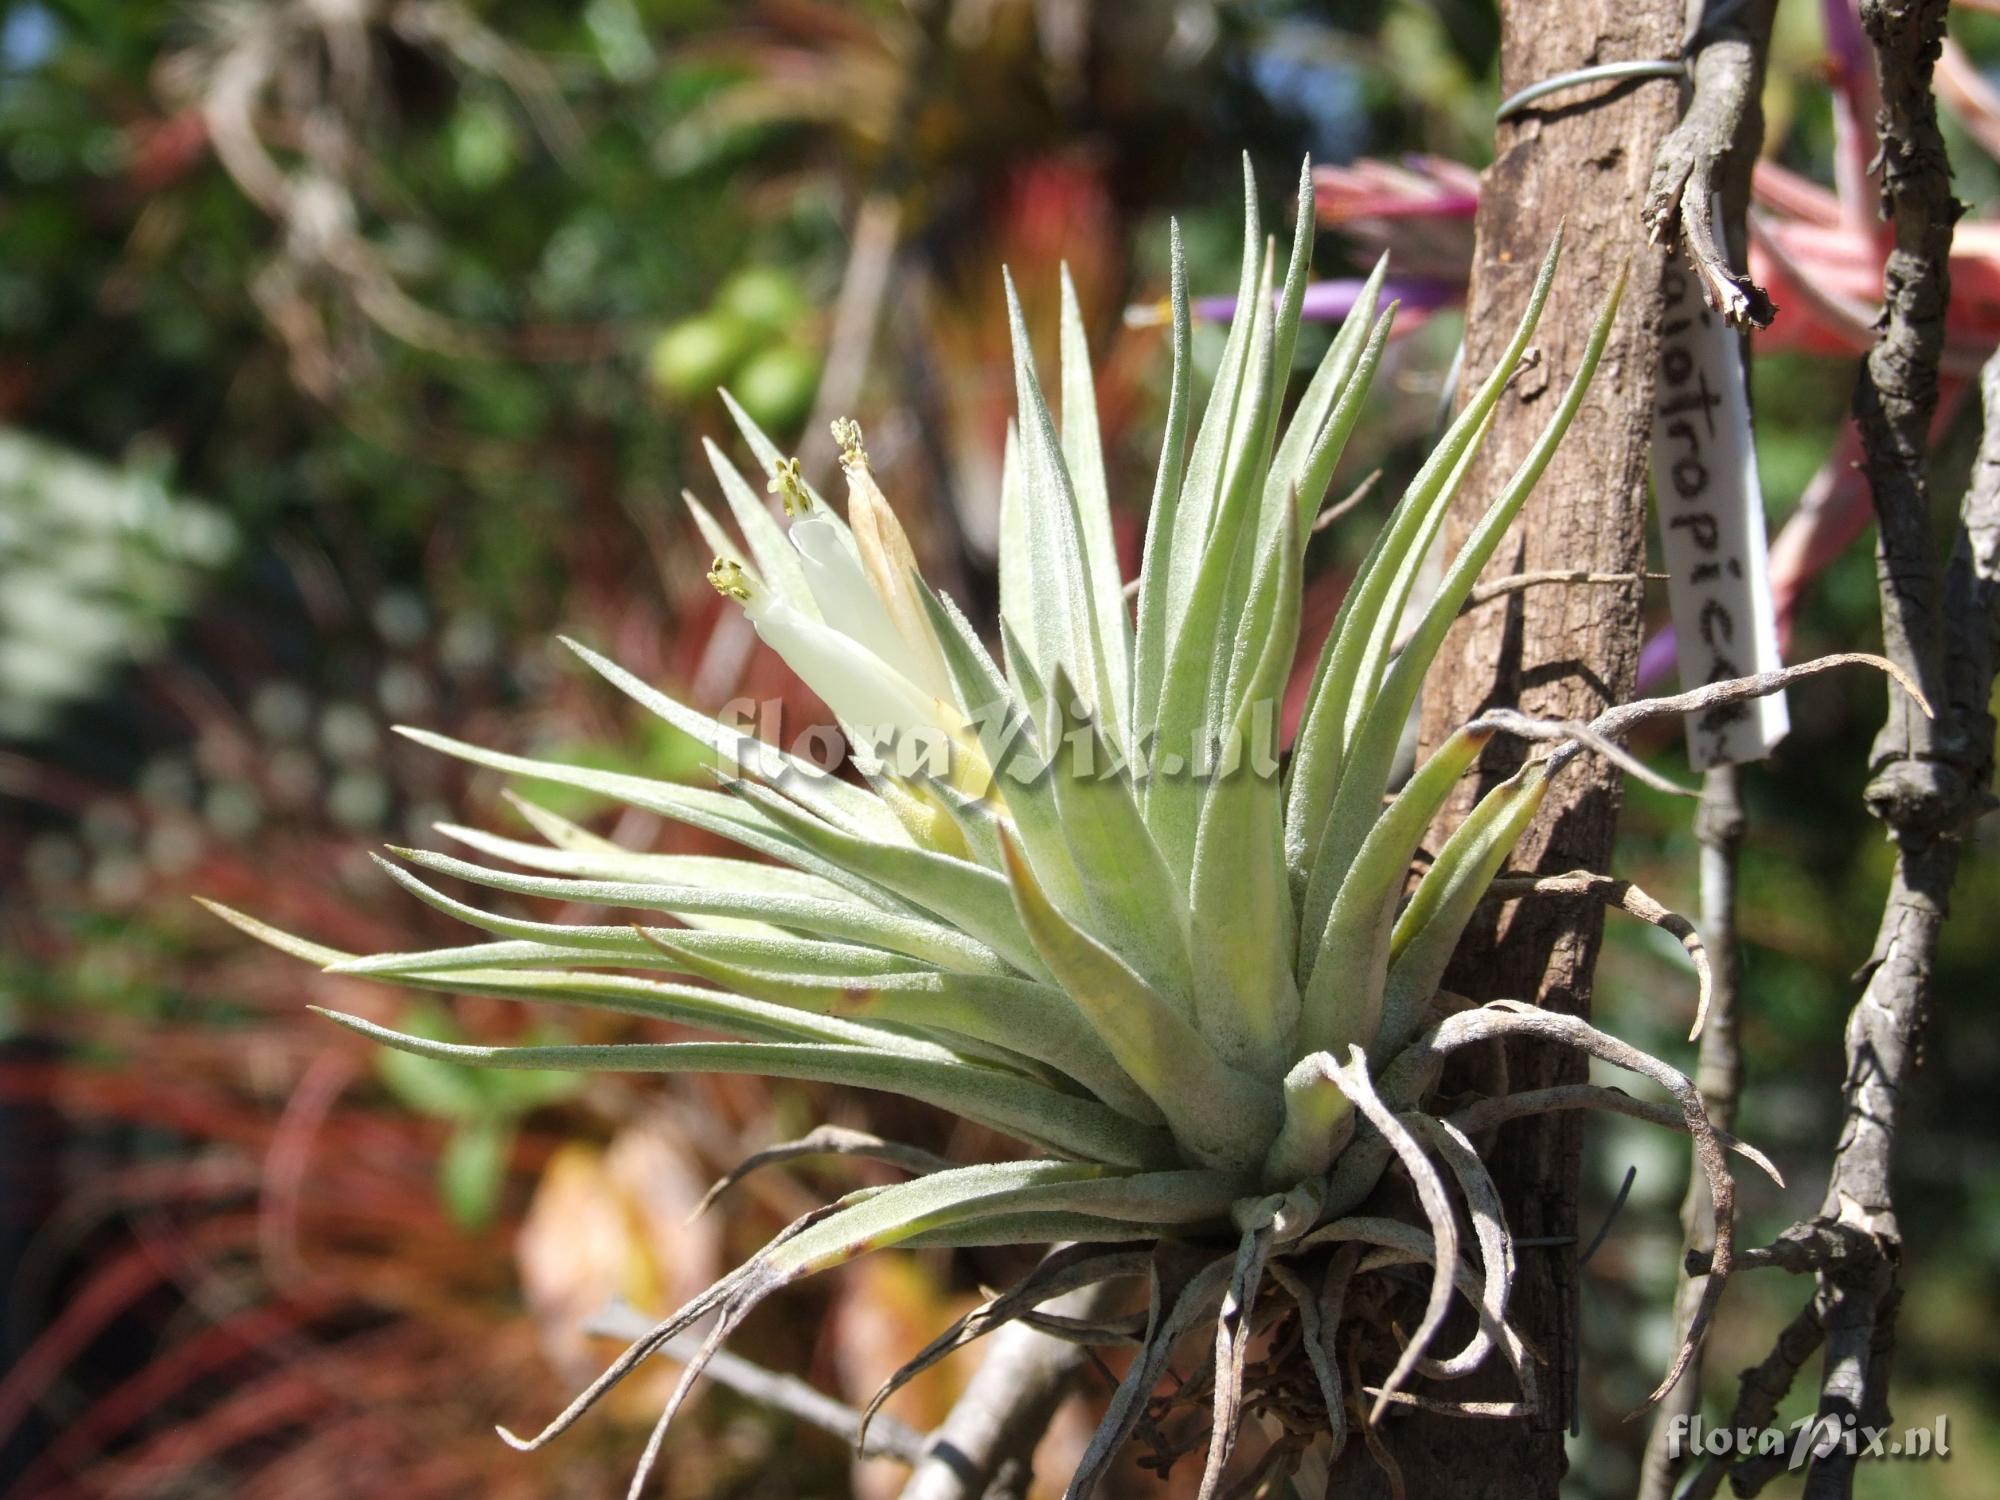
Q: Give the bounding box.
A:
[893,1213,1166,1248]
[1206,243,1281,661]
[763,1161,1242,1280]
[1142,251,1277,882]
[915,580,1088,916]
[1285,233,1563,909]
[1041,663,1193,1011]
[801,1165,1244,1258]
[1058,264,1133,716]
[1268,259,1391,541]
[723,778,1047,980]
[1375,763,1550,1060]
[432,966,929,1048]
[1249,157,1320,478]
[1187,503,1301,1077]
[1129,218,1192,743]
[390,845,1006,972]
[434,819,863,936]
[1302,264,1622,942]
[195,897,346,967]
[634,928,1166,1124]
[560,635,902,840]
[1165,156,1260,614]
[996,418,1030,655]
[601,927,944,980]
[331,936,684,976]
[391,725,902,908]
[1299,724,1495,1053]
[1002,272,1123,744]
[316,1011,1177,1168]
[199,898,912,1049]
[999,833,1281,1173]
[1262,1052,1357,1187]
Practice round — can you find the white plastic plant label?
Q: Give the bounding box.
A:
[1650,255,1789,768]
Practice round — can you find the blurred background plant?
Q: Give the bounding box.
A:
[1,2,1994,1497]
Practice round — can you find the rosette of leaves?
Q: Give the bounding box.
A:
[211,161,1779,1495]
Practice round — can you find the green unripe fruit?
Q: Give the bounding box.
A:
[716,266,808,333]
[648,312,754,399]
[731,343,820,431]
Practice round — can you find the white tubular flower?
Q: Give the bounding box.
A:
[709,558,962,746]
[769,448,951,703]
[787,513,926,675]
[835,421,958,705]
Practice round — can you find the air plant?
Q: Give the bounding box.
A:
[209,161,1783,1495]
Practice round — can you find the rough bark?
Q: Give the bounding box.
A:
[1377,2,1686,1493]
[1797,11,1978,1496]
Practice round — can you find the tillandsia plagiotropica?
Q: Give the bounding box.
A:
[209,159,1821,1496]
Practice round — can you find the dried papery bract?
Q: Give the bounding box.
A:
[208,155,1861,1493]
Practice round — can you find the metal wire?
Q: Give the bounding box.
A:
[1495,59,1687,123]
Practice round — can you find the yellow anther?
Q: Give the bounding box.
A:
[768,456,810,516]
[707,557,752,602]
[831,417,869,472]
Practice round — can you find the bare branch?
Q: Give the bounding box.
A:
[1642,767,1746,1498]
[1852,1,1967,839]
[1465,568,1665,609]
[1642,0,1780,327]
[1587,652,1931,740]
[1793,6,1978,1492]
[1390,572,1662,657]
[1679,1299,1825,1500]
[586,1301,928,1464]
[896,1284,1114,1500]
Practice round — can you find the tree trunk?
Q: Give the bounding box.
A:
[1353,3,1686,1493]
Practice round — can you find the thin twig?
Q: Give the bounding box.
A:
[1640,764,1747,1500]
[585,1300,928,1464]
[1682,1218,1883,1278]
[1679,1299,1825,1500]
[798,194,904,489]
[1465,568,1666,609]
[1314,468,1385,533]
[1388,571,1661,656]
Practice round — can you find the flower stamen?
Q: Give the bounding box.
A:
[832,417,869,473]
[707,557,753,602]
[768,456,810,515]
